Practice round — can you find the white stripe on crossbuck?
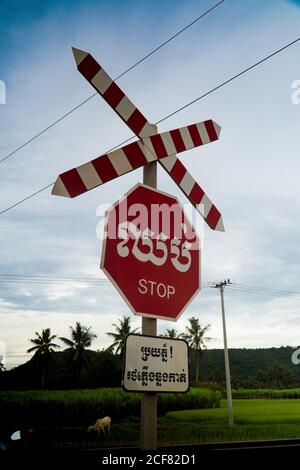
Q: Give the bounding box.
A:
[72,47,88,66]
[159,155,177,172]
[179,127,194,150]
[196,122,210,145]
[76,162,102,190]
[53,176,70,197]
[91,68,113,95]
[215,217,225,232]
[108,148,132,175]
[179,172,195,195]
[138,122,158,139]
[161,132,177,156]
[198,193,213,218]
[140,141,157,163]
[116,96,136,122]
[142,138,156,159]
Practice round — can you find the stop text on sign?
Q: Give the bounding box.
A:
[138,279,175,299]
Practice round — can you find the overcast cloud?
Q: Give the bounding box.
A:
[1,0,300,368]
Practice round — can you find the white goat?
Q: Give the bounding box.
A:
[87,416,111,438]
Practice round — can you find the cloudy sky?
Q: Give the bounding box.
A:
[1,0,300,368]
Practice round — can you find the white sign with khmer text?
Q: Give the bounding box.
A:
[123,334,189,393]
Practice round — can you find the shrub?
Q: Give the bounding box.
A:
[231,388,300,399]
[0,387,221,429]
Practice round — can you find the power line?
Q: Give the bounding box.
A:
[207,281,300,299]
[0,1,225,166]
[157,35,300,124]
[227,283,300,300]
[0,273,211,287]
[0,273,108,281]
[0,183,54,215]
[234,282,300,296]
[1,273,300,300]
[1,33,300,216]
[2,273,300,299]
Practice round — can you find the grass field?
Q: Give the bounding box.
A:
[162,399,300,444]
[6,398,300,448]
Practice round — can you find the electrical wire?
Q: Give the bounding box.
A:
[0,273,212,287]
[157,35,300,124]
[233,282,300,296]
[1,33,300,216]
[1,274,299,300]
[227,283,300,300]
[0,1,225,166]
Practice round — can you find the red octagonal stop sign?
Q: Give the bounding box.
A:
[101,184,200,321]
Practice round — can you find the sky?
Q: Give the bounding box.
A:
[1,0,300,368]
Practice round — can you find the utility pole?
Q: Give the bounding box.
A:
[215,279,234,426]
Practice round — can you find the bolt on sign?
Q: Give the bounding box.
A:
[101,184,200,321]
[123,334,189,393]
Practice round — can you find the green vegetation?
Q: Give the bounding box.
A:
[60,322,97,377]
[3,397,300,448]
[164,399,300,443]
[27,328,60,388]
[201,346,300,387]
[1,312,300,389]
[231,388,300,399]
[182,317,211,384]
[106,315,139,357]
[0,349,122,390]
[0,387,221,429]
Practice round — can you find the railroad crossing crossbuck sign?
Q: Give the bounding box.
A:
[52,48,224,232]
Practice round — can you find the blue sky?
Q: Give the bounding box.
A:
[1,0,300,368]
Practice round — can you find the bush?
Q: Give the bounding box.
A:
[0,387,221,429]
[231,388,300,399]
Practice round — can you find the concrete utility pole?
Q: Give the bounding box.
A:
[215,279,234,426]
[141,161,157,450]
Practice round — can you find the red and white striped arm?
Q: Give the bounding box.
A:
[160,156,224,231]
[72,48,157,138]
[51,120,219,198]
[143,119,224,231]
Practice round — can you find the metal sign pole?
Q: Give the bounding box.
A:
[141,161,157,450]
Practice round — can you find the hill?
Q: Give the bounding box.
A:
[0,349,122,390]
[199,346,300,387]
[0,346,299,390]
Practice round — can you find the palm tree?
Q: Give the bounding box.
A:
[106,315,139,357]
[27,328,60,387]
[161,328,183,339]
[183,317,211,384]
[60,322,97,376]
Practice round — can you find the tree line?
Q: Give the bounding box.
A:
[0,316,211,389]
